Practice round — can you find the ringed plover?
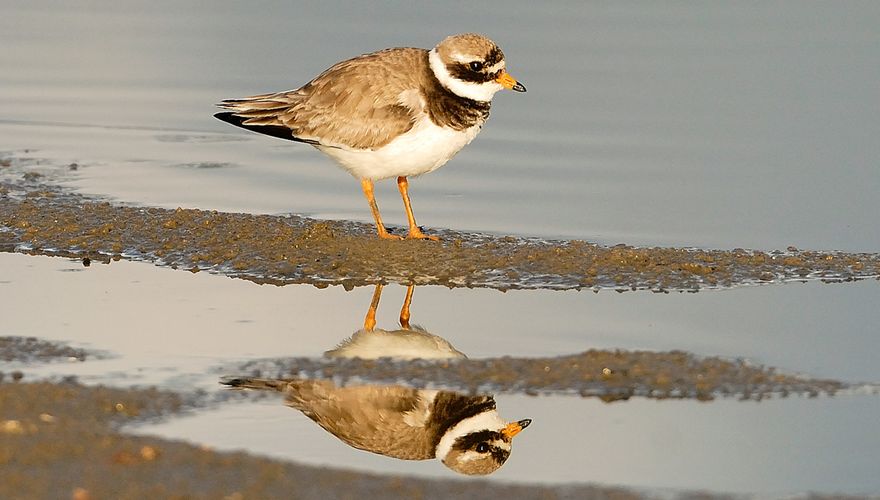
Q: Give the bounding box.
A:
[221,283,530,474]
[215,33,525,240]
[221,377,530,475]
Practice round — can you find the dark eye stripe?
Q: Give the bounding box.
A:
[445,62,498,84]
[454,430,503,450]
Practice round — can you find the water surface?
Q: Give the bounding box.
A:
[3,1,878,250]
[2,253,879,495]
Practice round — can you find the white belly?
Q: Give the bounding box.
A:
[317,117,483,180]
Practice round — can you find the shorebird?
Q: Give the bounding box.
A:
[221,377,530,475]
[221,284,530,474]
[215,33,525,240]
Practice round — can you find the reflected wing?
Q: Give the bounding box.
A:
[284,380,436,460]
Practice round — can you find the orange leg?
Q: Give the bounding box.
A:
[397,176,439,241]
[361,179,402,240]
[399,285,414,330]
[363,284,383,332]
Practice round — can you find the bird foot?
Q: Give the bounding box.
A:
[406,229,440,241]
[377,230,404,240]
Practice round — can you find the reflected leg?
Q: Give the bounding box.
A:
[399,285,414,329]
[363,284,383,331]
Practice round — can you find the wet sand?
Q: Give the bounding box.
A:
[2,158,879,292]
[0,336,729,500]
[231,350,847,402]
[1,339,868,499]
[0,330,859,500]
[4,379,673,500]
[0,337,88,365]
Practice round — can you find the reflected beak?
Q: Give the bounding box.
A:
[496,70,527,92]
[501,418,532,439]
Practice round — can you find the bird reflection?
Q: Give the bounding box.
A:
[222,284,531,475]
[325,284,466,360]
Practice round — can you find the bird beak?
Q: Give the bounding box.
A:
[496,70,527,93]
[501,419,532,439]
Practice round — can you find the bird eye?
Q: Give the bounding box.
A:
[469,61,484,72]
[476,443,490,453]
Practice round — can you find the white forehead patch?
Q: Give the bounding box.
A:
[486,61,506,73]
[450,52,470,63]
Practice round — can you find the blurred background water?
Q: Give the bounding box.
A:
[2,1,878,250]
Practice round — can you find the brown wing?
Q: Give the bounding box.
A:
[284,380,437,460]
[215,48,427,150]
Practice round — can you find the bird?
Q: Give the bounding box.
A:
[221,376,531,475]
[214,33,526,241]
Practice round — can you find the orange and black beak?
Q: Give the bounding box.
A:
[496,70,527,93]
[501,418,532,440]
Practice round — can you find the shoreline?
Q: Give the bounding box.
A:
[2,170,878,293]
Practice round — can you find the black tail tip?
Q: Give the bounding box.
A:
[219,376,248,387]
[214,111,244,126]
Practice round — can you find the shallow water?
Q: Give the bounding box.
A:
[4,253,880,385]
[2,253,880,495]
[141,393,880,496]
[3,1,880,497]
[3,1,879,250]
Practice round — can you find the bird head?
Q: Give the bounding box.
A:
[436,410,532,475]
[429,33,526,102]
